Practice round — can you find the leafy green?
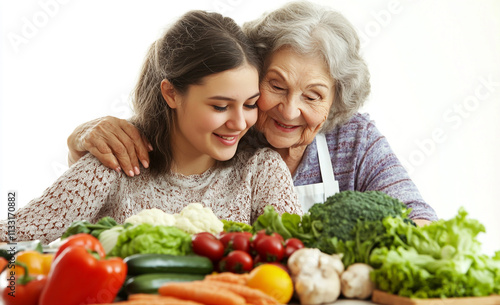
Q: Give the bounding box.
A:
[61,216,119,239]
[109,224,192,258]
[221,219,253,233]
[252,205,315,244]
[369,208,500,298]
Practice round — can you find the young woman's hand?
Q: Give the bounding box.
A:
[67,116,151,177]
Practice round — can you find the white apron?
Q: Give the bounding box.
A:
[295,133,339,212]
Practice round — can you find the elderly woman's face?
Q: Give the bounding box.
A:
[256,47,335,149]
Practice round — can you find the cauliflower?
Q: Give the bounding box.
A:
[174,203,223,235]
[124,203,223,235]
[125,208,176,226]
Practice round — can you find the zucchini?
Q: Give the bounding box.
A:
[124,273,205,295]
[124,253,213,276]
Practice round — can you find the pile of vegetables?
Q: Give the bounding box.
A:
[5,191,499,304]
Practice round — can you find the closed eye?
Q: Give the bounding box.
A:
[213,105,227,112]
[244,103,258,109]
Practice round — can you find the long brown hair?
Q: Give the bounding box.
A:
[130,11,260,177]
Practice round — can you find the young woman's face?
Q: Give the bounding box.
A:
[170,64,260,166]
[256,47,335,149]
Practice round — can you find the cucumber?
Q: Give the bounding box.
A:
[124,253,213,276]
[124,273,205,295]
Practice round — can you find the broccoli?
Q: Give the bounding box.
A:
[306,190,412,253]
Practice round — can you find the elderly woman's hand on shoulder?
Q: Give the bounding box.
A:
[67,116,151,176]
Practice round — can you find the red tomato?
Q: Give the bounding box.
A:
[252,254,264,267]
[218,250,253,273]
[192,232,224,263]
[285,238,304,249]
[284,246,298,258]
[254,235,284,262]
[219,232,252,253]
[251,229,284,250]
[284,238,305,258]
[219,232,237,247]
[229,234,251,253]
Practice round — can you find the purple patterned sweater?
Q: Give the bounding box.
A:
[292,113,438,221]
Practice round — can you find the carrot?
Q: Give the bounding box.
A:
[89,294,205,305]
[159,281,246,305]
[204,272,249,285]
[128,294,165,300]
[128,294,204,304]
[203,280,280,305]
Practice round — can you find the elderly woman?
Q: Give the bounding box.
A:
[67,1,437,225]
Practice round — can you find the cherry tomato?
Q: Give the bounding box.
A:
[218,250,253,273]
[219,232,252,248]
[219,232,252,255]
[284,246,299,258]
[219,232,236,247]
[284,238,305,258]
[192,232,224,263]
[251,229,284,250]
[252,254,264,267]
[285,238,304,249]
[254,235,284,262]
[230,234,251,253]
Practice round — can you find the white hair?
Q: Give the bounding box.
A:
[243,1,371,131]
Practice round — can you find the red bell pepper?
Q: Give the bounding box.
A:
[2,262,47,305]
[39,234,127,305]
[55,233,106,259]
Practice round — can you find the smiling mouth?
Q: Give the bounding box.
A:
[275,120,296,129]
[214,134,237,140]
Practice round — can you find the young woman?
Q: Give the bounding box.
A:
[0,10,301,244]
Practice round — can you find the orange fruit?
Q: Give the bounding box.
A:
[246,263,294,304]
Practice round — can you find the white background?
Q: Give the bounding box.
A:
[1,0,499,255]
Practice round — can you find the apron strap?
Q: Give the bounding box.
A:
[316,133,338,201]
